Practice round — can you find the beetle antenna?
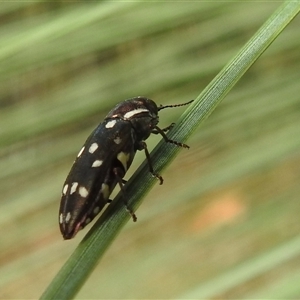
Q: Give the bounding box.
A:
[158,100,193,111]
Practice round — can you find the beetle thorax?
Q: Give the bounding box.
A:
[105,97,159,141]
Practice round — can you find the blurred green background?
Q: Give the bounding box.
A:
[1,2,300,299]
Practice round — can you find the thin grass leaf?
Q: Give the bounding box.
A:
[40,1,300,299]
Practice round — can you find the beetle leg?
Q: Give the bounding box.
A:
[138,141,164,185]
[154,126,190,148]
[113,167,137,222]
[152,123,175,134]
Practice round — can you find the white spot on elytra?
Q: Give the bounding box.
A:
[70,182,78,194]
[114,137,122,144]
[62,184,68,195]
[89,143,98,154]
[105,120,117,128]
[85,218,91,225]
[93,206,100,215]
[101,183,110,200]
[117,151,130,171]
[124,108,149,119]
[79,186,88,198]
[77,146,85,157]
[66,212,71,223]
[92,160,103,167]
[59,213,63,224]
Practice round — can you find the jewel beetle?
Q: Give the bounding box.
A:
[59,96,193,239]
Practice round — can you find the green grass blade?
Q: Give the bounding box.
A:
[40,1,300,299]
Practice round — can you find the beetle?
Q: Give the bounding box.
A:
[59,96,193,239]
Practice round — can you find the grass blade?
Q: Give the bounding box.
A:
[40,1,300,299]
